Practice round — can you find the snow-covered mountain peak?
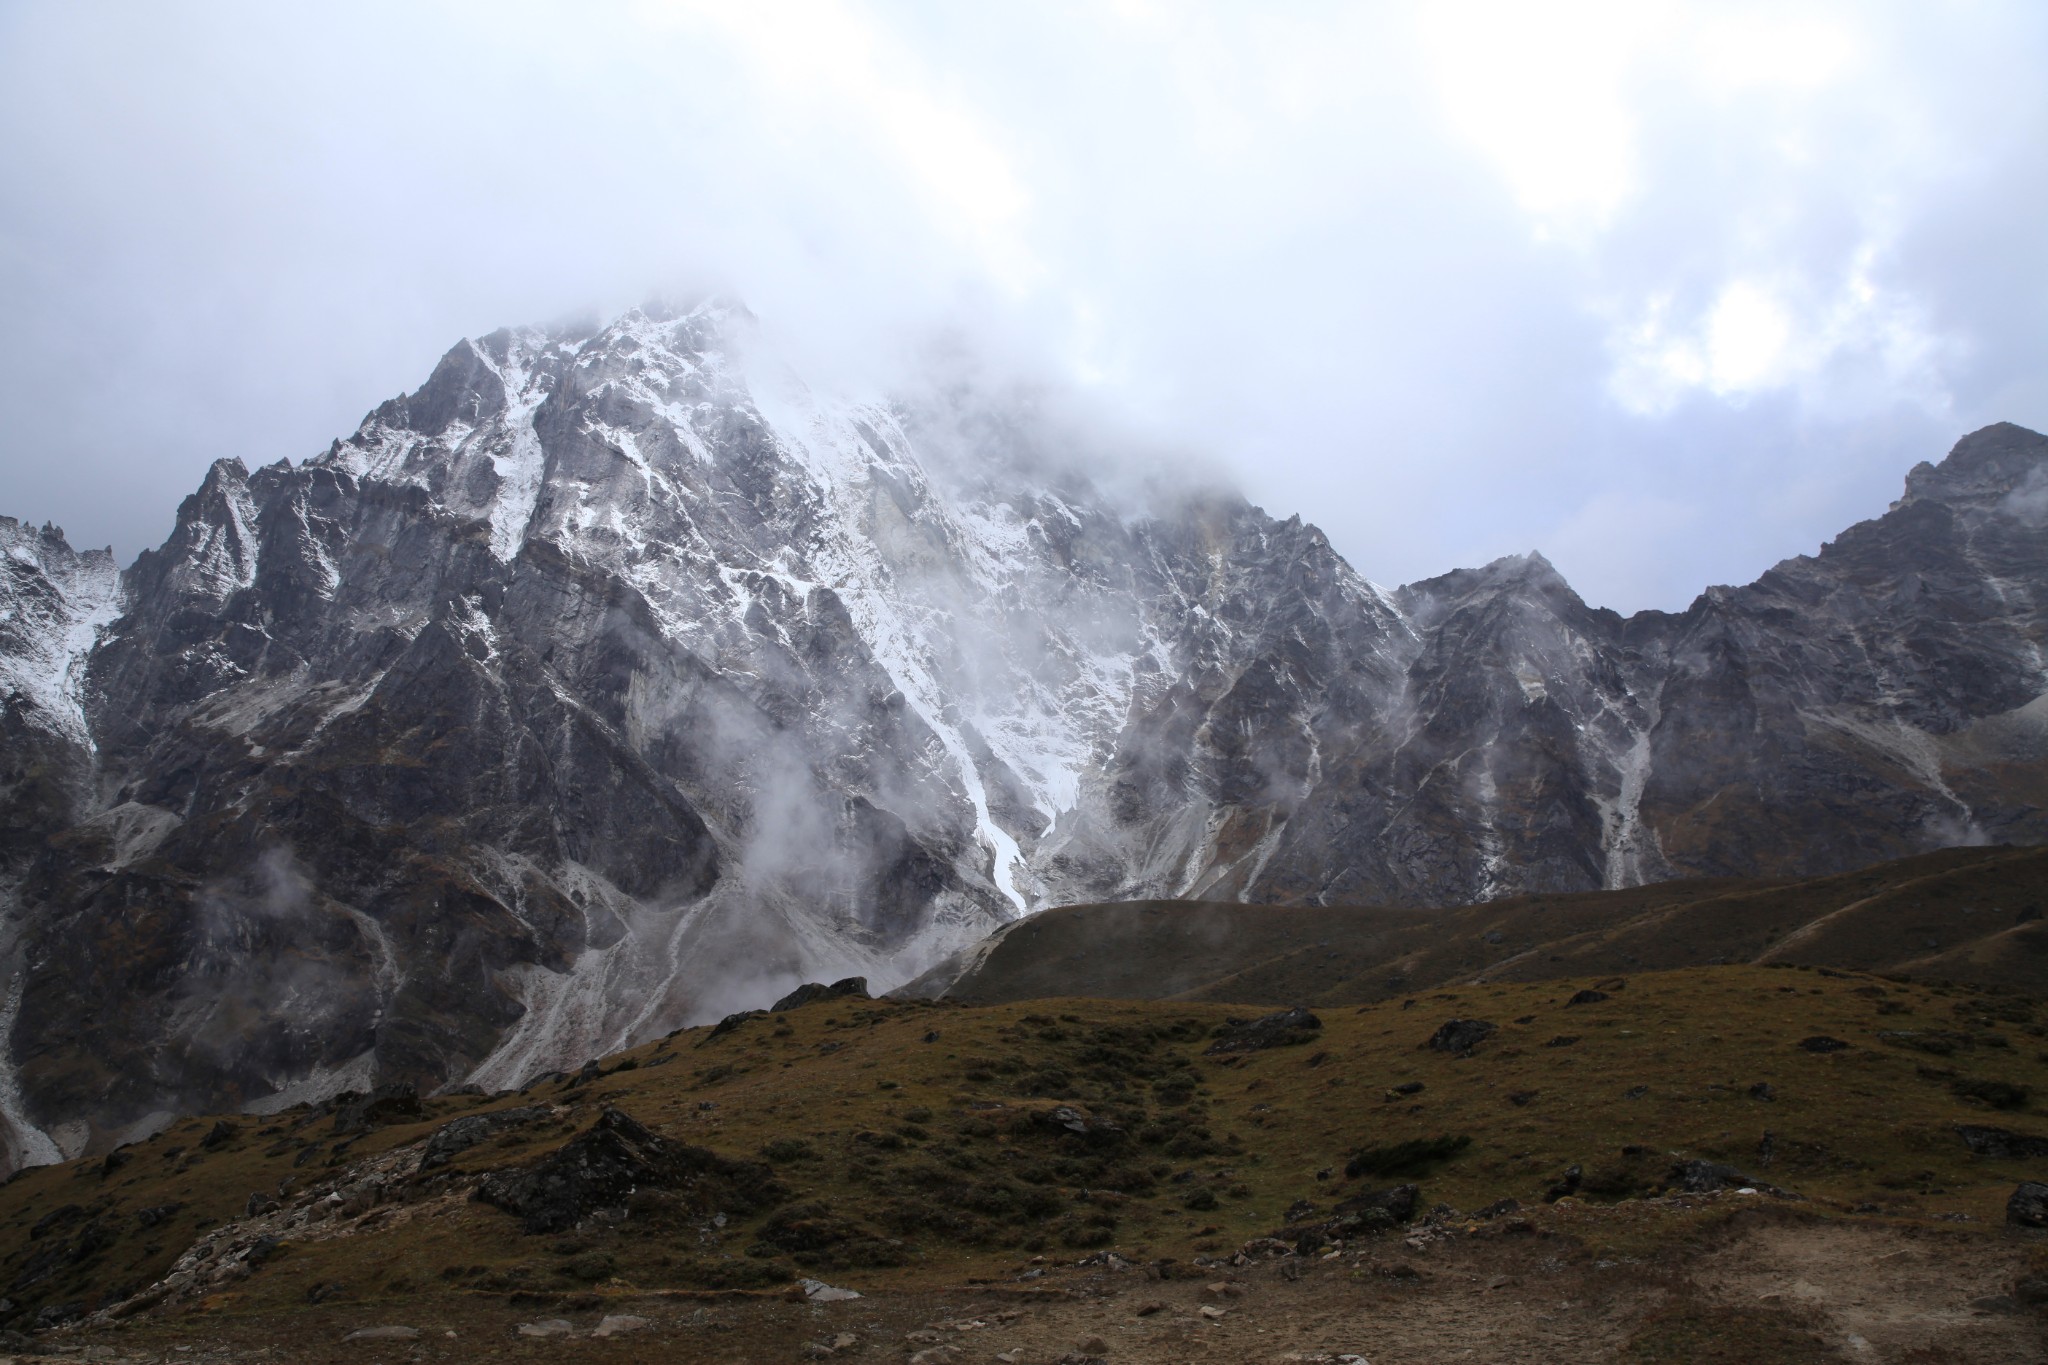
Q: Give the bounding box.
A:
[0,518,122,747]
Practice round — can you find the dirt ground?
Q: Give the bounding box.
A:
[31,1207,2045,1365]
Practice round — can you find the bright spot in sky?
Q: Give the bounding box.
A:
[1417,0,1645,230]
[1705,282,1794,393]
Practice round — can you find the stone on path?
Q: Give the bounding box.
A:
[343,1325,420,1342]
[517,1319,574,1338]
[2007,1182,2048,1228]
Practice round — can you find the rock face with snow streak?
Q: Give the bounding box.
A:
[0,300,2044,1169]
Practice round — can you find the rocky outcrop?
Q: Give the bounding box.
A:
[474,1106,779,1234]
[1,298,2045,1171]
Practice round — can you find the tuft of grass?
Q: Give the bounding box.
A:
[1344,1134,1472,1179]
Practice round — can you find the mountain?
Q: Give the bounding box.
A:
[903,843,2048,1007]
[1,299,2043,1170]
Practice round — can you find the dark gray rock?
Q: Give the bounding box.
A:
[418,1105,548,1170]
[1032,1105,1124,1147]
[770,978,871,1013]
[1332,1183,1420,1224]
[2007,1182,2048,1228]
[1670,1159,1763,1194]
[1956,1125,2048,1160]
[1427,1019,1495,1054]
[1203,1006,1321,1055]
[705,1010,765,1042]
[330,1083,422,1136]
[474,1106,780,1234]
[1565,990,1610,1007]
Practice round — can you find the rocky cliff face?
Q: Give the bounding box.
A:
[2,300,2043,1168]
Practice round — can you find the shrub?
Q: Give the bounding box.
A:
[1952,1077,2030,1110]
[1344,1134,1472,1180]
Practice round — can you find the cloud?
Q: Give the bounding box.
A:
[1607,263,1962,417]
[0,1,2043,616]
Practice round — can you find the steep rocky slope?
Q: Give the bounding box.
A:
[0,299,2043,1168]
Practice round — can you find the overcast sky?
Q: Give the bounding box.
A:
[2,1,2044,612]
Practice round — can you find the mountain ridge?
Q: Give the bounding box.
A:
[1,300,2043,1170]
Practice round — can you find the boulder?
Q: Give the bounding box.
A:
[1670,1159,1758,1194]
[418,1105,549,1169]
[2007,1182,2048,1228]
[343,1326,420,1342]
[771,977,871,1012]
[1031,1105,1125,1146]
[475,1106,782,1233]
[1565,990,1609,1007]
[705,1009,766,1041]
[1427,1019,1495,1054]
[1270,1182,1419,1252]
[1797,1036,1850,1054]
[135,1203,181,1228]
[517,1319,574,1338]
[1955,1125,2048,1160]
[1204,1006,1323,1055]
[330,1083,424,1136]
[1333,1183,1420,1224]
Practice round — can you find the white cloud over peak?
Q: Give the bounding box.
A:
[0,0,2042,614]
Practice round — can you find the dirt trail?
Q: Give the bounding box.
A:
[41,1212,2046,1364]
[1698,1220,2044,1363]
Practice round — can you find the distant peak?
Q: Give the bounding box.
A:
[1896,422,2048,509]
[1483,549,1565,585]
[1397,547,1579,609]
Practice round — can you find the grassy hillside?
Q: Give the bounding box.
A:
[1,963,2043,1349]
[912,843,2048,1006]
